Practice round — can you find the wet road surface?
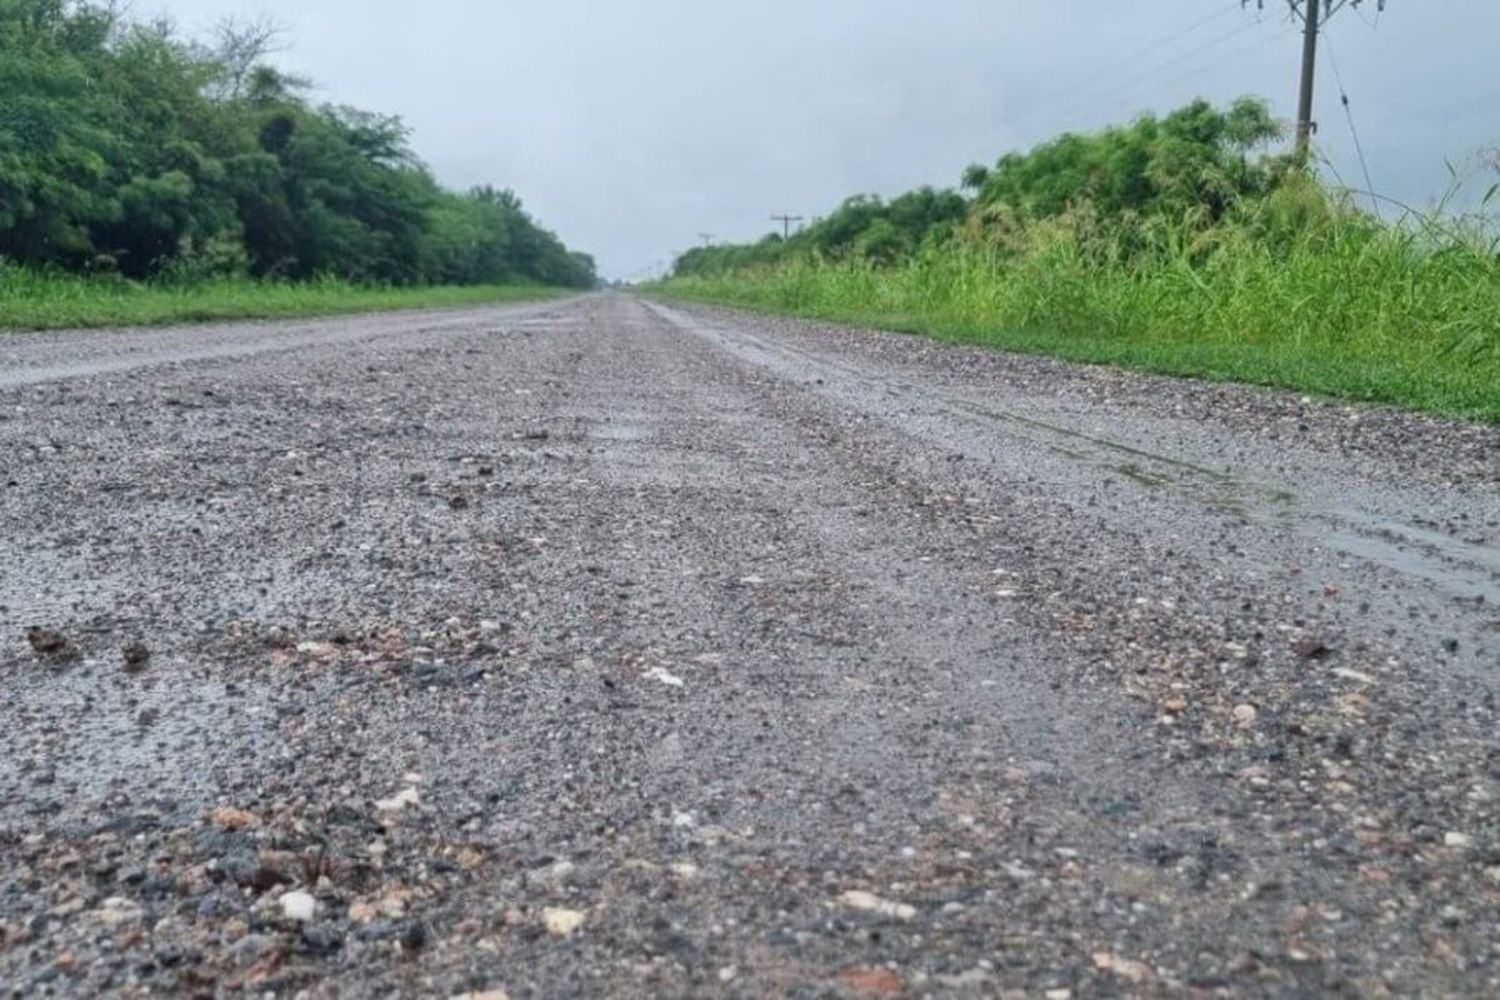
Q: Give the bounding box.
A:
[2,293,1498,996]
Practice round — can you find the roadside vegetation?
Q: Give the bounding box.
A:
[0,1,594,330]
[0,269,561,330]
[658,99,1500,421]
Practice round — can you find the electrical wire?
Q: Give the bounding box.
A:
[1138,22,1298,99]
[1323,31,1381,217]
[1000,4,1250,136]
[993,2,1385,171]
[1045,2,1244,106]
[1015,16,1275,137]
[1354,1,1384,29]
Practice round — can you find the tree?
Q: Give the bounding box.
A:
[206,15,284,101]
[0,0,595,287]
[674,98,1292,280]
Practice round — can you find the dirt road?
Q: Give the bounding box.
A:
[2,293,1497,997]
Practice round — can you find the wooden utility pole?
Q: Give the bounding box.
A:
[1244,1,1386,163]
[1293,1,1321,162]
[770,215,804,241]
[698,233,716,248]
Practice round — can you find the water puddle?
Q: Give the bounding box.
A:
[1318,514,1500,605]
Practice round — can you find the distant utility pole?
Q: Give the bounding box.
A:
[770,215,804,241]
[1244,0,1387,163]
[697,233,716,248]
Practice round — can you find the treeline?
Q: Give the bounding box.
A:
[675,98,1300,277]
[677,187,970,275]
[0,1,595,288]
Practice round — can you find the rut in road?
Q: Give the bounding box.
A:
[1,293,1496,997]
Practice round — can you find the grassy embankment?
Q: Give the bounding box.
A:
[0,270,565,331]
[657,216,1500,422]
[657,177,1500,419]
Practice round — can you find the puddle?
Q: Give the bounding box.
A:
[1318,513,1500,605]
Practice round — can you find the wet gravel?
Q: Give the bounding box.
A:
[2,294,1497,997]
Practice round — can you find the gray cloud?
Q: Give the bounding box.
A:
[151,1,1499,279]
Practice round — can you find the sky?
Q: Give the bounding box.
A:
[148,1,1498,280]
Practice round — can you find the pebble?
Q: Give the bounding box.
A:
[399,920,429,951]
[208,806,259,830]
[839,890,917,921]
[91,898,141,927]
[279,890,317,922]
[646,667,685,687]
[229,933,275,964]
[376,787,421,813]
[542,907,586,937]
[122,640,151,671]
[1293,635,1331,660]
[24,627,78,660]
[1093,952,1153,983]
[838,967,904,995]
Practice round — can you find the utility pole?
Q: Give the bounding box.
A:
[770,215,803,241]
[1244,1,1386,164]
[697,233,716,248]
[1293,1,1321,162]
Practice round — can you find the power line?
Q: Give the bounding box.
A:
[1354,3,1383,29]
[1004,10,1266,138]
[1136,22,1298,102]
[1037,17,1288,133]
[1035,2,1244,115]
[1243,1,1388,162]
[1323,31,1380,216]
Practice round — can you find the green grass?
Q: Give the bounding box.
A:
[654,213,1500,422]
[0,270,566,331]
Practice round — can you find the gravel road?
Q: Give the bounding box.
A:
[2,293,1497,997]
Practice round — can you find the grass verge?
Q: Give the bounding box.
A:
[0,271,565,331]
[654,233,1500,423]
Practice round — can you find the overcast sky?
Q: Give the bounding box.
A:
[149,1,1497,280]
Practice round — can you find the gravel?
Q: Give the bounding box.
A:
[1,293,1497,996]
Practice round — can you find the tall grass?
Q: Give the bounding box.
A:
[659,195,1500,421]
[0,268,563,331]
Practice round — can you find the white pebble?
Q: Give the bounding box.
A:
[280,890,317,922]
